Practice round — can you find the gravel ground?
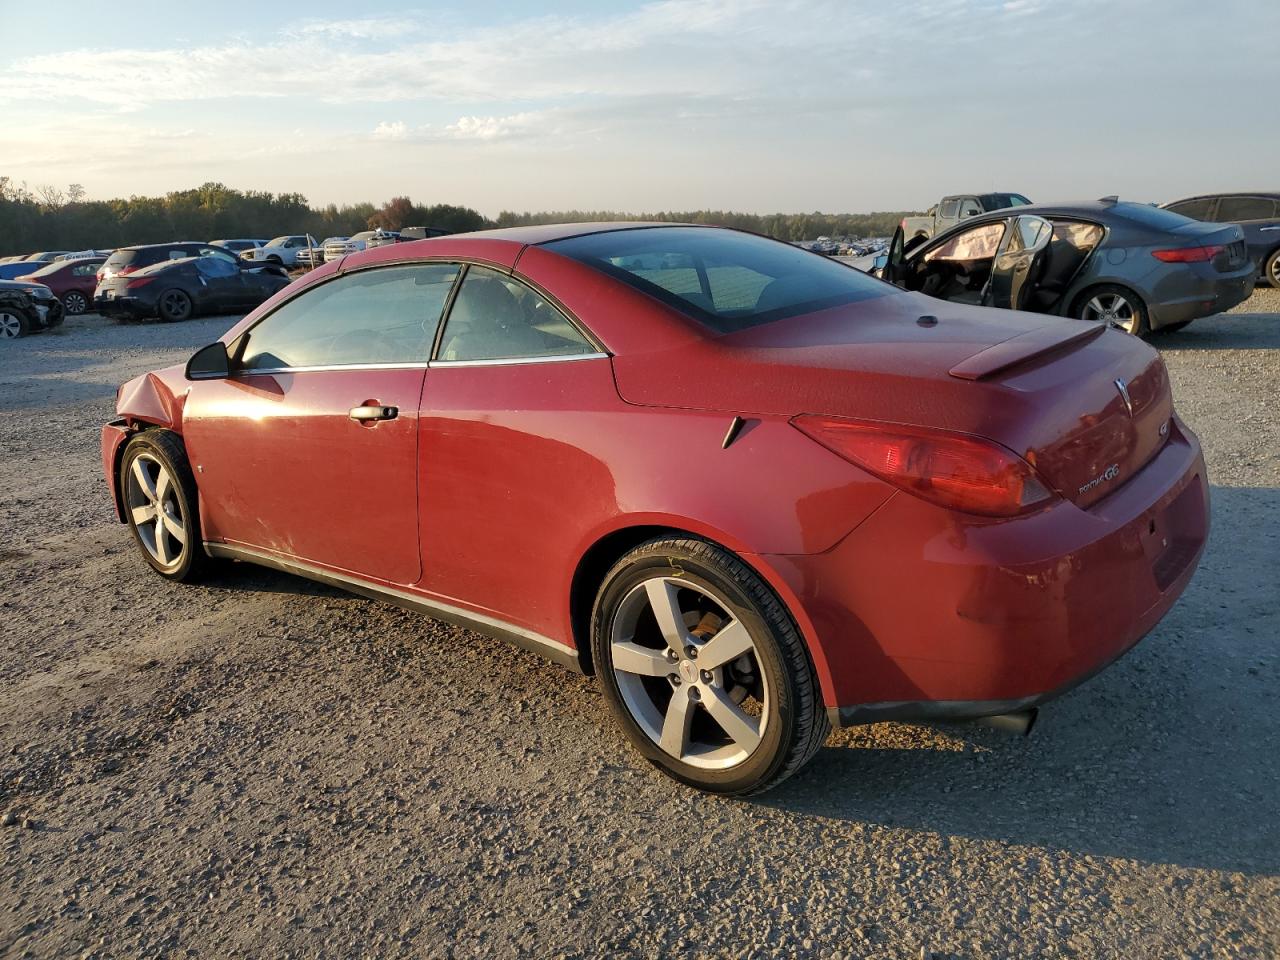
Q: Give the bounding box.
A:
[1,292,1277,959]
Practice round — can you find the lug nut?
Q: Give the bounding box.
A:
[688,687,701,701]
[685,645,698,660]
[700,670,713,684]
[666,649,679,662]
[668,674,681,686]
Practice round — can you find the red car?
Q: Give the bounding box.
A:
[17,257,105,315]
[101,224,1208,794]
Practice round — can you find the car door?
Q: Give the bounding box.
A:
[181,262,461,585]
[1213,196,1280,272]
[416,264,609,628]
[191,248,246,311]
[987,215,1054,311]
[881,226,907,284]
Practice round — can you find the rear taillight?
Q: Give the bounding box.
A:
[1152,245,1224,263]
[792,415,1055,518]
[125,277,154,289]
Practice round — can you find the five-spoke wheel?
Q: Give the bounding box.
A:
[120,430,207,581]
[1078,284,1148,336]
[593,537,828,795]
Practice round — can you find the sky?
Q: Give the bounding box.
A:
[0,0,1276,216]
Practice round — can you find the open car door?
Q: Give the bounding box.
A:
[881,225,907,285]
[988,215,1053,310]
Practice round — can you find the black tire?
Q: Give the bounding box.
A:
[266,255,283,265]
[120,430,208,583]
[156,289,193,323]
[591,537,829,795]
[0,309,30,339]
[62,291,88,315]
[1265,248,1280,288]
[1075,283,1149,337]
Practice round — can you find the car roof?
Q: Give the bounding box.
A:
[120,241,203,252]
[1165,192,1280,203]
[448,221,700,245]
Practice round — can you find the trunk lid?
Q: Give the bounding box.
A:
[611,291,1171,510]
[1167,221,1249,271]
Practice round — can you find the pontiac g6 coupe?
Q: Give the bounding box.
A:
[102,223,1209,795]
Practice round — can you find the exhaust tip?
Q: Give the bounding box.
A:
[975,708,1038,736]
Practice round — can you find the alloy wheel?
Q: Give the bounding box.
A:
[1081,293,1137,333]
[125,453,187,570]
[0,312,21,338]
[610,576,770,770]
[1270,257,1280,287]
[159,291,191,321]
[64,291,87,315]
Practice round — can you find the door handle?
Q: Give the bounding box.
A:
[349,404,398,422]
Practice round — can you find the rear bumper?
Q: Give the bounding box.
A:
[764,418,1209,726]
[1147,264,1256,328]
[95,295,149,318]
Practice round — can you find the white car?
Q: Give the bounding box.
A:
[241,235,318,267]
[322,229,400,261]
[296,238,345,267]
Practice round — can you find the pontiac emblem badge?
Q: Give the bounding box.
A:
[1114,378,1134,417]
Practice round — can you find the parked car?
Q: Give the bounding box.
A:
[0,280,64,338]
[22,251,71,263]
[0,261,53,280]
[97,242,217,284]
[102,222,1208,794]
[1161,193,1280,288]
[901,193,1032,243]
[880,198,1256,335]
[399,226,451,241]
[323,230,383,261]
[296,238,344,267]
[240,235,319,267]
[15,256,105,315]
[210,239,266,256]
[95,247,290,322]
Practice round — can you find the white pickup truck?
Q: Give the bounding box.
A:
[901,193,1031,244]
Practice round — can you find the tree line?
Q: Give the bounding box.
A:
[0,179,915,256]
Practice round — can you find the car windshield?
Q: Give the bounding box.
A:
[545,227,890,333]
[266,237,291,247]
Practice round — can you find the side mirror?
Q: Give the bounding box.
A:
[186,341,230,380]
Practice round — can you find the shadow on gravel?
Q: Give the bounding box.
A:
[1157,312,1280,351]
[753,485,1280,877]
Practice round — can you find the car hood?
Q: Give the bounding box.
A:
[612,290,1173,509]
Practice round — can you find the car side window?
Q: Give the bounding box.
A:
[436,265,595,363]
[939,199,960,219]
[958,198,983,218]
[1167,198,1215,221]
[167,249,189,260]
[1216,197,1276,222]
[73,263,97,276]
[239,263,460,371]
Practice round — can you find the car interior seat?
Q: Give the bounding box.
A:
[439,277,546,361]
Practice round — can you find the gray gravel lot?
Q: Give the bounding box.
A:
[1,293,1277,958]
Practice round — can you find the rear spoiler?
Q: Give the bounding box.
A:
[948,323,1106,381]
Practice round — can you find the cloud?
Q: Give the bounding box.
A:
[371,111,552,144]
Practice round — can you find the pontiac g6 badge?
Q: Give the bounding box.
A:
[1114,378,1134,417]
[1079,463,1121,496]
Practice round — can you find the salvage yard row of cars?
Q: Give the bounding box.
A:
[1,192,1277,339]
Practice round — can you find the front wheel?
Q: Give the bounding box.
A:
[0,310,29,339]
[1076,284,1149,336]
[121,430,207,582]
[591,537,829,795]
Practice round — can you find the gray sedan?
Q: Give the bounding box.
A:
[879,199,1256,335]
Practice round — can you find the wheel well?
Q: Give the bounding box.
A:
[569,525,700,675]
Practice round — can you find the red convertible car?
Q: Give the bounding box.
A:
[102,224,1209,794]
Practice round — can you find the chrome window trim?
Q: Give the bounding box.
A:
[236,361,430,376]
[429,352,609,369]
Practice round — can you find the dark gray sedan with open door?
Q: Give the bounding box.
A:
[879,199,1256,335]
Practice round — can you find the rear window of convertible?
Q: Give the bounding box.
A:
[544,226,889,333]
